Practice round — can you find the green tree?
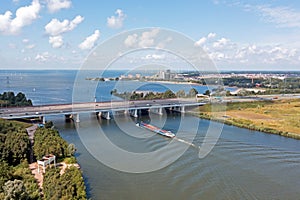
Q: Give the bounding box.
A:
[203,90,211,96]
[33,129,68,160]
[44,121,53,129]
[4,130,30,165]
[162,90,176,99]
[43,166,86,200]
[67,144,76,156]
[12,161,40,200]
[3,179,29,200]
[0,162,12,193]
[188,88,198,97]
[176,90,186,98]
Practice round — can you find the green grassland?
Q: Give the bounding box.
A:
[197,99,300,139]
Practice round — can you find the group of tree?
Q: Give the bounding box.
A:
[33,128,68,160]
[111,88,200,100]
[0,120,39,199]
[43,166,86,200]
[0,92,32,107]
[0,118,87,199]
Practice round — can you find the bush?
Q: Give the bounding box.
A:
[64,156,77,164]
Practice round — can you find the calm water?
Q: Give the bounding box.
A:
[1,70,300,199]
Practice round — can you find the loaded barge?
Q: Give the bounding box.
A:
[136,122,175,138]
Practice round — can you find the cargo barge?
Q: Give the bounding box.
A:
[136,121,175,138]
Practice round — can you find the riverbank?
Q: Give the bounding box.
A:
[194,98,300,140]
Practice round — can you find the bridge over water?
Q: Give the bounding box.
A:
[0,99,205,123]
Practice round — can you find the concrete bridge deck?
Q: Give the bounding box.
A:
[0,99,205,121]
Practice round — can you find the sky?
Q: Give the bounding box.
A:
[1,0,300,71]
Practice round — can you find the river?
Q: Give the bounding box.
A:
[1,70,300,199]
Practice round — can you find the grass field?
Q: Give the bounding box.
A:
[197,99,300,139]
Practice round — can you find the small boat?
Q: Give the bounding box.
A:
[136,121,175,138]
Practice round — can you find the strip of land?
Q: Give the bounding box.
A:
[195,98,300,139]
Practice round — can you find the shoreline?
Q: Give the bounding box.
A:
[192,99,300,140]
[195,112,300,140]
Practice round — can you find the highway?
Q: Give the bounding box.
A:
[0,98,204,119]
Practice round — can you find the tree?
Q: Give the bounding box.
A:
[33,128,68,160]
[67,144,76,156]
[188,88,198,97]
[203,90,211,96]
[176,90,186,98]
[163,90,176,99]
[3,179,29,200]
[0,162,12,193]
[226,90,231,96]
[43,166,86,200]
[44,121,54,129]
[4,130,30,165]
[0,92,32,107]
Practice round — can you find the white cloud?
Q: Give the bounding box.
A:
[124,29,160,48]
[0,0,41,35]
[208,32,217,39]
[196,32,300,66]
[22,38,29,43]
[194,32,217,46]
[49,35,64,48]
[78,30,100,50]
[255,5,300,28]
[45,15,83,48]
[107,9,126,29]
[124,34,138,47]
[194,37,207,46]
[46,0,72,13]
[142,54,166,60]
[45,15,84,36]
[34,51,66,63]
[138,28,159,47]
[35,52,50,62]
[213,37,230,49]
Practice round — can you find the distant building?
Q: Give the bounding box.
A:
[165,69,171,80]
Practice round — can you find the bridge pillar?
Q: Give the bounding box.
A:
[101,111,111,120]
[181,106,185,113]
[75,113,80,123]
[106,112,111,120]
[96,112,102,117]
[42,116,46,124]
[158,107,163,115]
[134,109,138,118]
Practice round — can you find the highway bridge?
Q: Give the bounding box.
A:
[0,99,205,123]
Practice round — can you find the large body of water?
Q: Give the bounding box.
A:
[1,70,300,199]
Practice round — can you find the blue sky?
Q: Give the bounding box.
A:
[1,0,300,70]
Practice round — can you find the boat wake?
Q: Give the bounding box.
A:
[173,137,199,149]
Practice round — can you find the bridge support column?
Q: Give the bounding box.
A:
[181,106,185,113]
[133,109,138,118]
[101,111,111,120]
[129,109,138,118]
[158,107,163,115]
[106,112,111,120]
[75,113,80,123]
[96,112,102,118]
[42,116,46,124]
